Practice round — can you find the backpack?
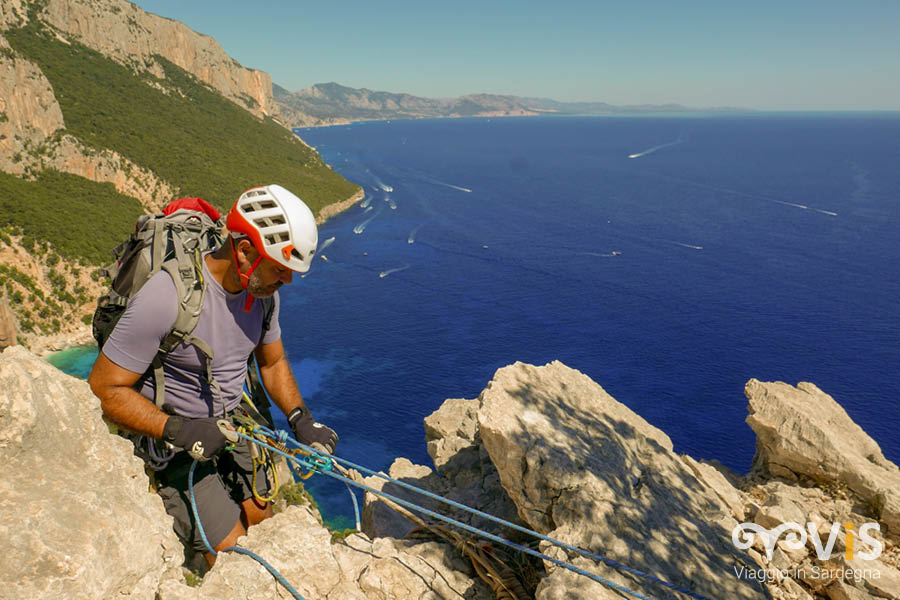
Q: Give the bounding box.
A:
[92,197,274,420]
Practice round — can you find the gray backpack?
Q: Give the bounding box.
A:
[92,198,273,410]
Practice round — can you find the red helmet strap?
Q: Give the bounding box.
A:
[229,236,264,312]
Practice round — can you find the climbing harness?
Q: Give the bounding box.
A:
[187,422,720,600]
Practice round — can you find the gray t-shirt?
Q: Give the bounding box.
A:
[102,257,281,418]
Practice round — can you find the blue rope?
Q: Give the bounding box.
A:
[319,444,717,600]
[187,461,306,600]
[235,430,712,600]
[283,444,361,531]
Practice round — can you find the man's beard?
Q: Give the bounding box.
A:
[247,270,282,298]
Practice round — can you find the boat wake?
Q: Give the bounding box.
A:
[628,134,687,159]
[439,182,472,193]
[379,265,409,278]
[353,215,376,234]
[319,236,336,252]
[577,251,622,257]
[408,225,423,244]
[372,175,393,192]
[773,200,838,216]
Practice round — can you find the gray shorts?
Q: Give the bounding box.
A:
[155,441,271,554]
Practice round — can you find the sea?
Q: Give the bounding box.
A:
[51,113,900,528]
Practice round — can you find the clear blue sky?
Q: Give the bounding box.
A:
[132,0,899,110]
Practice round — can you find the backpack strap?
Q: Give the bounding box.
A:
[260,296,276,334]
[243,353,274,427]
[148,250,221,411]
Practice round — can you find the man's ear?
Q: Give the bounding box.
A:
[237,238,258,266]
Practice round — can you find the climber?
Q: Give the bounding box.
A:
[88,184,338,566]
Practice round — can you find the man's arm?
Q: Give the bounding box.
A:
[255,338,338,453]
[253,338,305,416]
[88,352,168,438]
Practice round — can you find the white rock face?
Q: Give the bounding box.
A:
[157,505,492,600]
[0,34,65,175]
[745,379,900,540]
[37,0,277,119]
[476,361,769,599]
[0,345,183,599]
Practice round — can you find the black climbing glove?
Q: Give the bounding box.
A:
[162,416,234,461]
[288,406,339,455]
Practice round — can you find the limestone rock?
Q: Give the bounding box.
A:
[362,457,441,539]
[745,379,900,539]
[158,505,492,600]
[838,556,900,600]
[682,455,748,520]
[825,579,874,600]
[423,396,522,531]
[0,297,17,349]
[0,345,182,599]
[425,397,480,473]
[0,0,26,30]
[36,0,277,120]
[0,33,65,175]
[477,361,770,599]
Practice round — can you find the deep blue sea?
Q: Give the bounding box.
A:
[53,114,900,527]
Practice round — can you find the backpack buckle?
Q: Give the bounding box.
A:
[179,265,194,280]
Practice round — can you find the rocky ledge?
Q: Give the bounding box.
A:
[1,347,898,599]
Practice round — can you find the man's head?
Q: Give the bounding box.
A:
[225,185,317,303]
[228,236,293,298]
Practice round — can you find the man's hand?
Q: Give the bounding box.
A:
[162,416,231,461]
[288,406,339,454]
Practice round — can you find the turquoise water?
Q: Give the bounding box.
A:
[45,345,99,379]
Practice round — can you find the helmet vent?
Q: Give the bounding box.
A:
[265,232,291,244]
[253,215,286,228]
[292,248,306,260]
[242,200,277,213]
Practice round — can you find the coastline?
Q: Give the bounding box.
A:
[26,326,95,357]
[315,187,364,224]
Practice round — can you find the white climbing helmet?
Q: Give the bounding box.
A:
[226,184,318,273]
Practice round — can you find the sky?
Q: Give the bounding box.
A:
[131,0,900,111]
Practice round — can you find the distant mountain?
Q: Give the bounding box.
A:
[274,82,745,127]
[273,82,538,126]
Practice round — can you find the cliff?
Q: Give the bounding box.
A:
[4,349,898,599]
[36,0,276,119]
[0,0,361,342]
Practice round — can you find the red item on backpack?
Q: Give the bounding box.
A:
[163,197,221,222]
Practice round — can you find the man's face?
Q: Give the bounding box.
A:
[247,256,293,298]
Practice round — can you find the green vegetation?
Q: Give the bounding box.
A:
[0,263,69,334]
[273,481,318,514]
[330,528,356,544]
[184,571,203,588]
[4,21,359,218]
[0,169,143,264]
